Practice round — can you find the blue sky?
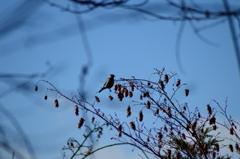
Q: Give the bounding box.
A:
[1,0,240,159]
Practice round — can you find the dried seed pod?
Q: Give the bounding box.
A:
[44,95,48,100]
[164,74,169,83]
[129,122,136,131]
[114,85,118,91]
[146,101,151,109]
[230,128,234,135]
[186,124,190,131]
[154,108,159,116]
[185,89,189,96]
[126,105,131,118]
[191,120,197,131]
[118,125,122,132]
[164,125,168,132]
[214,143,219,152]
[78,118,85,129]
[235,143,239,150]
[213,125,217,130]
[144,91,149,97]
[176,79,181,87]
[157,132,163,140]
[167,107,172,118]
[147,81,151,86]
[91,116,95,123]
[54,99,59,107]
[139,110,143,122]
[124,89,128,97]
[74,105,79,116]
[161,109,166,113]
[129,91,133,98]
[68,141,74,147]
[198,112,201,118]
[181,133,186,140]
[117,92,123,101]
[140,94,143,100]
[169,131,174,135]
[206,104,212,115]
[117,84,122,92]
[129,82,134,91]
[183,106,186,111]
[209,116,216,125]
[35,85,38,91]
[118,132,122,137]
[95,96,100,102]
[229,144,233,152]
[159,80,165,90]
[146,137,150,142]
[108,95,113,100]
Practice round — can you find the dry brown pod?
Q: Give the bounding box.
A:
[78,118,85,129]
[129,122,136,131]
[139,110,143,122]
[54,99,59,107]
[185,89,189,96]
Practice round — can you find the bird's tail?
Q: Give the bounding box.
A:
[98,87,105,93]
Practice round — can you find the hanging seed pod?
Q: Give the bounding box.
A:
[167,107,172,118]
[159,80,165,90]
[108,95,113,100]
[167,149,171,159]
[124,88,128,97]
[44,95,48,100]
[229,144,233,152]
[68,141,74,147]
[146,137,150,142]
[126,105,131,118]
[118,132,122,137]
[169,131,174,135]
[214,143,219,152]
[157,132,163,140]
[191,120,197,131]
[144,91,149,97]
[35,85,38,91]
[161,109,166,113]
[230,128,234,135]
[186,124,190,131]
[78,118,85,129]
[91,116,95,123]
[114,85,118,91]
[164,125,168,132]
[206,104,212,115]
[129,82,134,91]
[139,110,143,122]
[129,122,136,131]
[185,89,189,96]
[209,116,216,125]
[154,108,159,116]
[117,92,123,101]
[140,94,143,100]
[129,91,133,98]
[176,79,181,87]
[182,133,186,140]
[118,125,122,132]
[164,74,169,83]
[147,81,151,86]
[54,99,59,107]
[213,125,217,130]
[117,84,122,92]
[198,112,201,118]
[235,143,239,150]
[95,96,100,102]
[183,106,186,111]
[146,101,151,109]
[74,105,79,116]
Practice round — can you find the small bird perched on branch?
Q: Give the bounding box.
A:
[98,74,115,93]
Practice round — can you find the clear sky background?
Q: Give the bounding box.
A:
[1,0,240,159]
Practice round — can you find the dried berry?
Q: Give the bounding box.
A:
[78,118,85,129]
[129,122,136,131]
[44,95,48,100]
[74,105,79,116]
[185,89,189,96]
[54,99,59,108]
